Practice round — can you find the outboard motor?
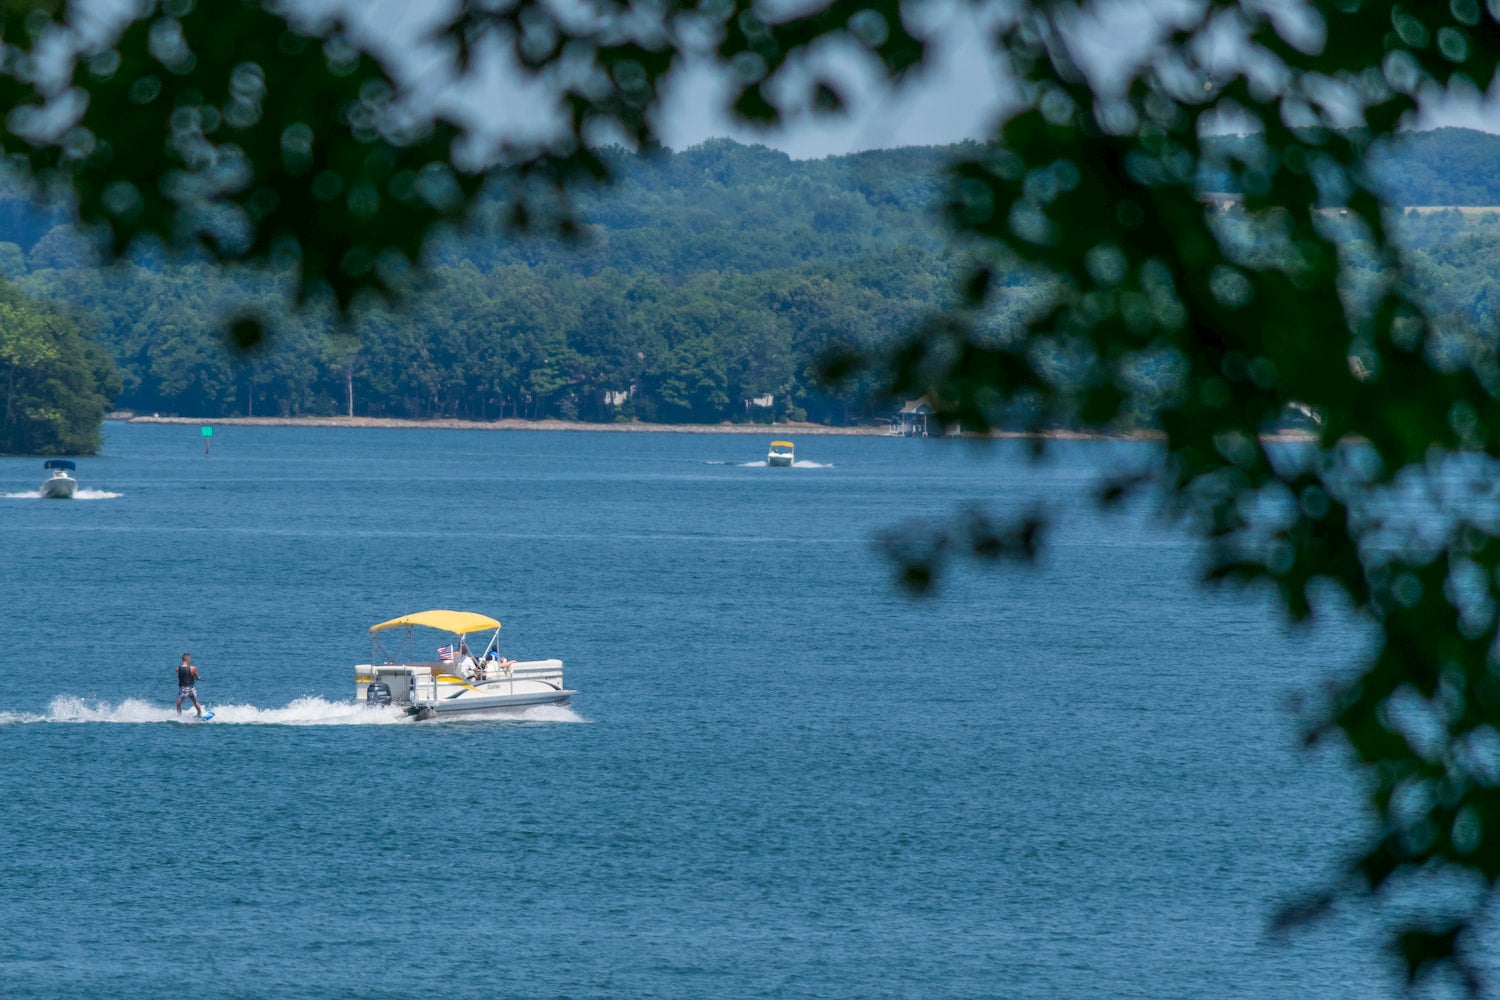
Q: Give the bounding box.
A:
[366,681,392,706]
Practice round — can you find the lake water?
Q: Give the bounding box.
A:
[0,422,1428,998]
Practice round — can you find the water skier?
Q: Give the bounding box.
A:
[175,653,204,718]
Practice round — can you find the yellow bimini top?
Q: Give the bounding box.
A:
[370,610,501,635]
[770,441,794,449]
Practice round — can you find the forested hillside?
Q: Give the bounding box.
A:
[1201,128,1500,207]
[2,139,968,424]
[6,131,1500,428]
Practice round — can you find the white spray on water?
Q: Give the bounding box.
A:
[728,460,834,468]
[0,695,585,726]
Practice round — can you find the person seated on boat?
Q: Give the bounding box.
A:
[484,647,517,672]
[456,642,480,682]
[466,647,489,682]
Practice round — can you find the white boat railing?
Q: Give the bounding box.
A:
[360,659,567,707]
[411,673,438,703]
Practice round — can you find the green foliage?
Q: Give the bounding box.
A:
[871,4,1500,988]
[0,280,118,454]
[16,0,484,313]
[8,0,1500,986]
[7,141,954,424]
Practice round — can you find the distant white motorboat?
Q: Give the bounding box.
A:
[40,460,77,499]
[767,440,794,467]
[356,609,574,720]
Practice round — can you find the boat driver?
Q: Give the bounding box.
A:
[457,642,479,682]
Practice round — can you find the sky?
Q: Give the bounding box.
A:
[353,0,1017,161]
[653,5,1014,159]
[351,0,1500,164]
[679,8,1500,160]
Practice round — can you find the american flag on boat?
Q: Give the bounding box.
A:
[437,645,454,662]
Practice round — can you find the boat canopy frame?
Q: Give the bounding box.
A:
[368,609,503,666]
[43,459,76,471]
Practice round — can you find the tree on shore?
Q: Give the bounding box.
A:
[0,281,118,454]
[3,0,1500,984]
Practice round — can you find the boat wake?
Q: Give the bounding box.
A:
[731,460,834,468]
[0,695,586,726]
[0,489,122,499]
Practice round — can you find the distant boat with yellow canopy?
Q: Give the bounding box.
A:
[355,609,573,720]
[767,440,794,467]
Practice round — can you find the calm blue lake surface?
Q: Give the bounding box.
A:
[0,422,1421,998]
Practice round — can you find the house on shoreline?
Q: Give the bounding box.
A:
[894,396,935,437]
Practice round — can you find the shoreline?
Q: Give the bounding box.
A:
[110,414,1316,443]
[114,414,1156,440]
[116,415,890,435]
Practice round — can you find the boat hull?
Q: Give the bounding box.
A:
[40,475,76,499]
[409,689,575,719]
[357,658,572,719]
[766,453,793,467]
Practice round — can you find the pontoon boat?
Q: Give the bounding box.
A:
[356,610,573,719]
